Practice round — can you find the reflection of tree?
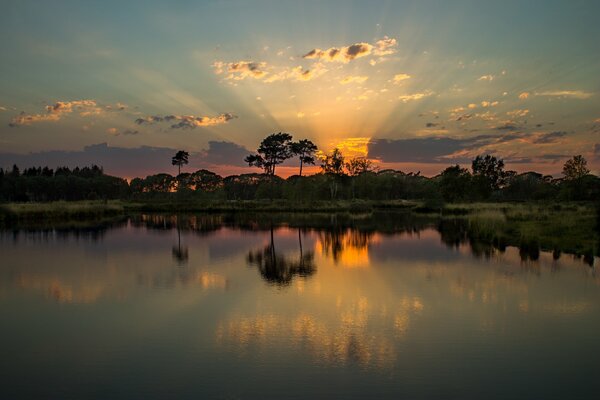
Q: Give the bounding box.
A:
[171,219,189,266]
[247,226,316,285]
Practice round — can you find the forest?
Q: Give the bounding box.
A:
[1,133,599,204]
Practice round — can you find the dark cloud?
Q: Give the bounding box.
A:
[533,131,567,144]
[594,144,600,159]
[367,132,529,163]
[201,141,252,167]
[0,141,251,177]
[426,122,440,128]
[368,137,466,163]
[494,123,519,131]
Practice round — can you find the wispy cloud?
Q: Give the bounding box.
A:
[535,90,593,99]
[340,75,369,85]
[398,91,433,102]
[264,64,327,82]
[506,109,529,118]
[8,100,126,127]
[392,73,411,84]
[478,75,494,82]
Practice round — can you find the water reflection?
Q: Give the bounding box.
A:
[246,226,316,285]
[1,212,600,399]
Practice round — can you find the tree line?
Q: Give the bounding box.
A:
[1,132,598,203]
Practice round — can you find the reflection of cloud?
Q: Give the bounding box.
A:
[519,92,530,100]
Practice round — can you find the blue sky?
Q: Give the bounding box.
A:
[1,0,599,177]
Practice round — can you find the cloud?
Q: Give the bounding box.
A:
[340,75,369,84]
[213,61,268,80]
[303,37,396,64]
[519,92,530,100]
[478,75,494,81]
[45,100,98,114]
[532,131,567,144]
[398,91,433,102]
[493,123,519,131]
[481,101,499,107]
[368,137,467,163]
[0,106,7,111]
[594,144,600,159]
[392,73,411,83]
[368,132,535,164]
[214,61,326,83]
[374,36,397,56]
[303,43,372,63]
[535,90,593,99]
[135,113,236,129]
[8,100,126,127]
[9,112,61,127]
[506,109,529,118]
[200,141,253,167]
[264,64,327,82]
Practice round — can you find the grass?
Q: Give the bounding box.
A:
[444,202,599,260]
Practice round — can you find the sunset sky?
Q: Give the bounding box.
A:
[1,0,599,178]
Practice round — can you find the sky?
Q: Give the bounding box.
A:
[1,0,599,178]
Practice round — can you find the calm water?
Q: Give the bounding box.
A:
[1,214,599,399]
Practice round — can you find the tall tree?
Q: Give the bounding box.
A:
[290,139,318,176]
[562,155,590,180]
[171,150,189,175]
[244,132,294,177]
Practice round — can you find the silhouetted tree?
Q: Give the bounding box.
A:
[321,148,346,199]
[321,148,345,175]
[562,155,590,180]
[346,157,376,176]
[245,132,294,177]
[290,139,318,176]
[472,154,506,198]
[171,150,189,175]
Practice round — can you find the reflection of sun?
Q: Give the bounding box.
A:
[315,230,379,268]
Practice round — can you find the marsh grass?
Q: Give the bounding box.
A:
[0,200,125,222]
[446,202,599,259]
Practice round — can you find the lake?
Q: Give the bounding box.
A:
[1,213,599,399]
